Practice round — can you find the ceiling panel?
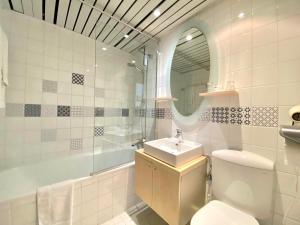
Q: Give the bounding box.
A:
[56,0,70,27]
[65,0,81,30]
[73,1,95,32]
[11,0,23,13]
[5,0,210,52]
[22,0,33,16]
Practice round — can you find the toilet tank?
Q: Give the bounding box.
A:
[211,150,274,219]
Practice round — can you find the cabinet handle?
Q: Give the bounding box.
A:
[153,167,157,170]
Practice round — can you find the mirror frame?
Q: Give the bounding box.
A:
[164,19,218,129]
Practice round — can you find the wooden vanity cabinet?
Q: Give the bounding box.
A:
[135,149,207,225]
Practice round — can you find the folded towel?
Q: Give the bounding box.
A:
[37,180,74,225]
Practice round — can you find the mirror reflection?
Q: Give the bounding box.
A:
[171,28,210,116]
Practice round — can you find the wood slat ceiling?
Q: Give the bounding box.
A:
[171,28,210,74]
[4,0,209,52]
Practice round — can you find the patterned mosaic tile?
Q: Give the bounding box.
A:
[42,80,57,93]
[199,108,211,122]
[252,107,278,127]
[164,108,173,119]
[229,107,251,125]
[71,106,84,117]
[41,105,57,117]
[70,138,82,151]
[24,104,41,117]
[57,105,70,117]
[95,107,104,117]
[41,129,57,142]
[5,103,24,117]
[211,107,230,124]
[122,108,129,117]
[72,73,84,85]
[94,126,104,136]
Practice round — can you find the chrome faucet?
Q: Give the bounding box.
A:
[175,129,183,144]
[132,137,146,149]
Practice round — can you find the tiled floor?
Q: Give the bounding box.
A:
[101,207,168,225]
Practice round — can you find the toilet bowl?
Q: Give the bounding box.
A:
[191,200,259,225]
[191,150,274,225]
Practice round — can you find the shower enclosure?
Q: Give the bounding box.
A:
[0,0,158,202]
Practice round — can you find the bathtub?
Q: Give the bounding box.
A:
[0,149,135,202]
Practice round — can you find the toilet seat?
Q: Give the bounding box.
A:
[191,200,259,225]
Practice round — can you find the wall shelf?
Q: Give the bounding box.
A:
[155,97,178,102]
[199,90,238,97]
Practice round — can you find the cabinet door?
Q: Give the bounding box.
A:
[135,155,153,206]
[152,163,180,225]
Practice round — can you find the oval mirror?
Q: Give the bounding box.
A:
[171,28,210,116]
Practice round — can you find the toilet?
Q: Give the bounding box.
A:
[191,149,274,225]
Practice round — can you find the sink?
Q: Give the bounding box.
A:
[143,138,203,167]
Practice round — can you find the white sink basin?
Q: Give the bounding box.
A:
[144,138,203,167]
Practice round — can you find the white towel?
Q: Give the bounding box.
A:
[0,25,8,109]
[37,180,74,225]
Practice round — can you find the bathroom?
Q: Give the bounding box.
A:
[0,0,300,225]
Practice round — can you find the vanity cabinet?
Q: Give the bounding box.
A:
[135,149,207,225]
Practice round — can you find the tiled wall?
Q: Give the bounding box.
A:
[0,163,142,225]
[0,9,147,171]
[157,0,300,225]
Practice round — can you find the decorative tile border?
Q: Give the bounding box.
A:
[153,106,278,127]
[252,107,278,127]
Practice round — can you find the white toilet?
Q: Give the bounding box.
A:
[191,149,274,225]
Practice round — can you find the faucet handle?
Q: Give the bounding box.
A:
[176,128,182,134]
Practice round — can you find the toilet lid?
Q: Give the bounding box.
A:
[191,200,259,225]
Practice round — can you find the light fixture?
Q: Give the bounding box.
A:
[153,9,161,17]
[186,35,193,41]
[132,60,136,64]
[238,12,245,19]
[102,47,107,51]
[124,34,129,38]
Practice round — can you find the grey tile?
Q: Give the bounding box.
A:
[42,80,57,93]
[94,126,104,136]
[71,106,84,117]
[72,73,84,85]
[122,108,129,117]
[95,88,105,97]
[5,103,24,117]
[24,104,41,117]
[41,129,57,142]
[84,107,94,117]
[94,107,104,117]
[104,108,121,117]
[41,105,57,117]
[70,138,82,151]
[0,108,4,117]
[57,105,70,117]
